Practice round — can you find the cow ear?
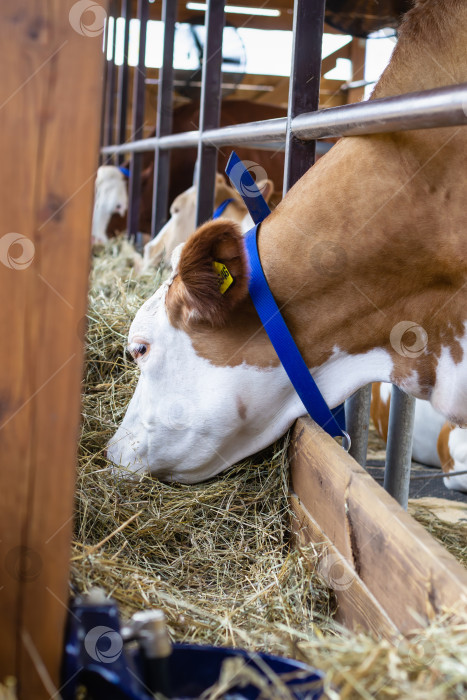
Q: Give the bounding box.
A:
[176,219,249,327]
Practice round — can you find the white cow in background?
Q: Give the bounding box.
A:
[142,174,274,271]
[92,166,128,244]
[371,384,467,493]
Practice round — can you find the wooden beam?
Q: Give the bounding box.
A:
[291,495,399,639]
[289,417,467,634]
[321,42,352,77]
[0,2,106,696]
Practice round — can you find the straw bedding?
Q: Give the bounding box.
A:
[72,239,467,699]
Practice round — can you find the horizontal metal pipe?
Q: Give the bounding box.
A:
[145,78,275,92]
[101,118,287,155]
[293,82,467,139]
[101,82,467,156]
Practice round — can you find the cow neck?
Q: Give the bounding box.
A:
[252,0,467,401]
[260,127,467,396]
[186,0,467,409]
[372,0,467,98]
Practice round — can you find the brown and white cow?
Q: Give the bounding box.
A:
[107,0,467,483]
[92,166,128,244]
[142,174,275,270]
[108,101,287,237]
[371,383,467,492]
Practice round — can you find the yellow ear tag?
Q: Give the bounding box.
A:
[212,261,234,295]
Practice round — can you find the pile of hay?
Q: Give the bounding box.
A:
[408,503,467,568]
[73,239,467,699]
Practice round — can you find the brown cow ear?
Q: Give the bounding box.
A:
[177,219,249,327]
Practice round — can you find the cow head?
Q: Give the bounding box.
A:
[142,174,274,270]
[107,219,302,482]
[92,166,128,244]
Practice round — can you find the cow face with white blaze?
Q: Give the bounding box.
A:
[142,174,274,271]
[92,166,128,244]
[107,221,303,483]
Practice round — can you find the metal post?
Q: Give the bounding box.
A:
[151,0,176,239]
[116,0,131,161]
[283,0,326,193]
[104,0,118,156]
[128,0,148,242]
[384,387,416,509]
[195,0,226,226]
[99,9,112,164]
[345,385,372,466]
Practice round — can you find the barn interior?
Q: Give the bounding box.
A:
[1,1,467,699]
[102,0,372,150]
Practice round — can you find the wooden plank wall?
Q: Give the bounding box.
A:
[289,417,467,636]
[0,2,106,696]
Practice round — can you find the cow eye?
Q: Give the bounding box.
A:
[128,342,149,361]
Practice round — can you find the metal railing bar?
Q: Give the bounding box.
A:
[384,388,416,510]
[195,0,226,226]
[151,0,176,238]
[101,82,467,156]
[145,78,275,92]
[103,0,119,155]
[127,0,148,242]
[293,83,467,139]
[345,385,372,467]
[283,0,325,192]
[116,0,131,164]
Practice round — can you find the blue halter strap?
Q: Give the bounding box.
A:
[212,198,234,219]
[225,152,347,440]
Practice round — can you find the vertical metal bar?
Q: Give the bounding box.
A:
[195,0,226,226]
[384,387,416,509]
[128,0,148,242]
[151,0,176,238]
[99,11,111,164]
[345,385,372,466]
[104,0,118,156]
[116,0,131,160]
[339,35,369,466]
[283,0,326,193]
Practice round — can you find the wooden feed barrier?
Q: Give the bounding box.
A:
[289,417,467,637]
[0,1,106,697]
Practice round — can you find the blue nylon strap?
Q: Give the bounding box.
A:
[245,225,345,438]
[212,198,234,219]
[225,150,346,439]
[119,166,130,178]
[225,152,271,225]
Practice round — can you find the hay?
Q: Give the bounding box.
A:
[73,238,467,699]
[408,504,467,569]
